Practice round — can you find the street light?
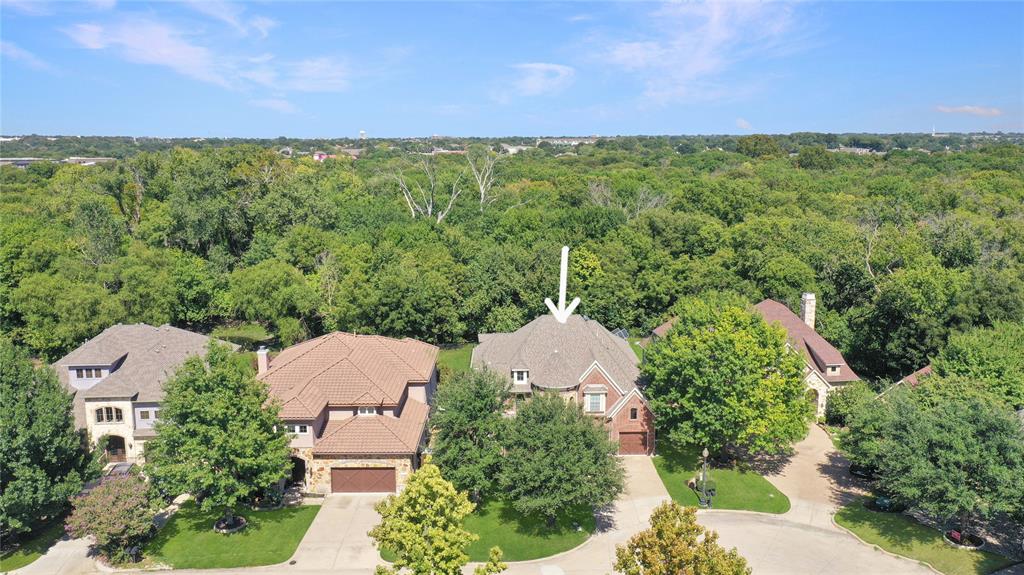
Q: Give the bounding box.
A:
[700,447,712,508]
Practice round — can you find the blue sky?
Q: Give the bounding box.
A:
[1,1,1021,137]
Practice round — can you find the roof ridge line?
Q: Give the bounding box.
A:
[344,354,402,404]
[374,336,434,380]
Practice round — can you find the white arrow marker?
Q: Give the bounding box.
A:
[545,245,581,324]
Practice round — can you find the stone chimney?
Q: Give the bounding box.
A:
[256,346,269,375]
[800,293,816,330]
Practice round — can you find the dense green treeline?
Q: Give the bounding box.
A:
[2,141,1022,382]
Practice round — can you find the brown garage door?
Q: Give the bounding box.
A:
[330,468,396,493]
[619,432,648,455]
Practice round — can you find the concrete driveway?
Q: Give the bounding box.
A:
[282,495,384,572]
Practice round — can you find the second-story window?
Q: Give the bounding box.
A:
[285,424,309,434]
[76,368,102,379]
[512,370,529,385]
[358,406,377,416]
[95,407,123,423]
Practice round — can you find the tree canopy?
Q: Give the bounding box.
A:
[498,393,624,524]
[143,343,290,524]
[642,295,812,454]
[0,338,91,540]
[429,369,510,501]
[2,139,1022,389]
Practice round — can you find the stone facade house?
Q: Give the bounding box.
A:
[652,293,859,417]
[258,332,438,494]
[472,315,656,455]
[53,324,225,463]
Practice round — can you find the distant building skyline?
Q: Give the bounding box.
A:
[1,1,1021,137]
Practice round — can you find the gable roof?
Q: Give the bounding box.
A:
[753,299,859,384]
[898,364,933,387]
[472,314,640,393]
[260,332,438,419]
[650,299,859,385]
[53,324,226,427]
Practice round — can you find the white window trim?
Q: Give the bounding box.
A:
[512,370,529,385]
[584,393,606,413]
[357,406,377,416]
[285,424,309,434]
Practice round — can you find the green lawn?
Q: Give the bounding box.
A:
[628,338,646,359]
[835,500,1017,575]
[382,499,595,562]
[653,445,790,514]
[438,343,476,375]
[144,502,320,569]
[0,521,65,572]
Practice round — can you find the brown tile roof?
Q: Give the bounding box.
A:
[52,324,230,428]
[260,332,438,419]
[473,314,640,393]
[312,399,429,456]
[898,364,933,387]
[753,299,859,384]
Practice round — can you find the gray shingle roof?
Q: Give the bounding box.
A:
[473,315,640,392]
[53,324,229,427]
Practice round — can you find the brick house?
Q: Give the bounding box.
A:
[258,332,438,494]
[652,293,859,417]
[53,324,227,463]
[472,315,656,455]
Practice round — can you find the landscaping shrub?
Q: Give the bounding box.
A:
[65,475,156,563]
[824,380,876,427]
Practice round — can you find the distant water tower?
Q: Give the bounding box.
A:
[359,130,367,140]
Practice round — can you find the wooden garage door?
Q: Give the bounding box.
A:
[330,467,396,493]
[619,432,648,455]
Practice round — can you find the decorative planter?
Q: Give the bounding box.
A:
[213,516,248,534]
[943,530,985,550]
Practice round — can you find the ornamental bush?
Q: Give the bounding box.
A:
[65,475,156,563]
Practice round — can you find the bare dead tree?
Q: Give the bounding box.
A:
[588,180,665,219]
[862,221,882,294]
[387,157,465,223]
[466,148,502,211]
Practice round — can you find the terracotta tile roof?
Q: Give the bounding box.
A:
[313,399,429,456]
[898,364,933,387]
[753,299,859,384]
[473,315,640,393]
[650,300,859,385]
[261,332,438,419]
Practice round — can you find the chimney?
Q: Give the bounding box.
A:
[256,346,269,375]
[800,293,816,330]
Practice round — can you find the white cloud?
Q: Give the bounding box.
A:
[65,19,229,87]
[935,105,1002,117]
[87,0,116,10]
[736,117,753,131]
[181,0,277,38]
[0,41,53,71]
[1,1,53,16]
[285,57,349,92]
[250,98,297,114]
[604,2,805,104]
[568,14,593,23]
[508,62,575,98]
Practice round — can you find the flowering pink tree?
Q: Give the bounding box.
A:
[65,475,155,563]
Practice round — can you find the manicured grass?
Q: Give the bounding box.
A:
[438,343,476,375]
[0,521,65,572]
[381,499,595,562]
[144,502,320,569]
[211,323,272,349]
[835,500,1017,575]
[628,338,646,359]
[653,445,790,514]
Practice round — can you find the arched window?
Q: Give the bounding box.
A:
[95,407,123,423]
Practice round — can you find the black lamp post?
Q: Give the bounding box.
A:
[700,447,712,508]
